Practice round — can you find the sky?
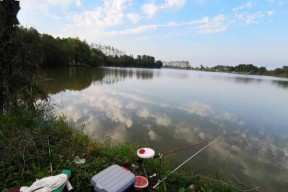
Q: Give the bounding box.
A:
[18,0,288,69]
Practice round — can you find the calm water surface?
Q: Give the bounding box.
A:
[43,67,288,191]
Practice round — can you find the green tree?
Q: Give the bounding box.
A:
[0,3,46,113]
[41,34,65,67]
[90,48,106,66]
[258,67,267,73]
[66,37,90,66]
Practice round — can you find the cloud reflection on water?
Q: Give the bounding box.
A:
[136,107,172,127]
[53,85,244,136]
[148,129,161,141]
[210,73,288,91]
[84,117,128,142]
[173,125,203,143]
[46,68,288,191]
[94,96,133,128]
[179,102,212,117]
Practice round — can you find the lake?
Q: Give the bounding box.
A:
[43,67,288,191]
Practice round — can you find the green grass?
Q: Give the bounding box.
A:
[0,110,238,191]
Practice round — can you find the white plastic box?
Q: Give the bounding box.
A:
[91,164,136,192]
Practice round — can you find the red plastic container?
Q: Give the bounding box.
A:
[134,176,149,190]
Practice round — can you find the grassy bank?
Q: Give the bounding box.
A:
[0,110,236,191]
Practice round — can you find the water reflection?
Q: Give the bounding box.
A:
[43,67,158,94]
[210,72,288,90]
[104,67,155,81]
[272,80,288,89]
[211,74,263,84]
[162,69,189,79]
[44,68,288,192]
[42,67,105,94]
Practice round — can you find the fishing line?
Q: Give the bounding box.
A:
[153,139,212,158]
[153,133,238,159]
[153,138,218,189]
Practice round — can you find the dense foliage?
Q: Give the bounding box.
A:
[16,27,163,69]
[196,64,288,77]
[1,7,46,114]
[17,27,107,67]
[271,66,288,77]
[106,54,163,68]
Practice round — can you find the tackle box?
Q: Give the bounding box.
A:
[91,164,136,192]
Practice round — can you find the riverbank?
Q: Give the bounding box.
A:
[0,109,239,191]
[163,64,288,79]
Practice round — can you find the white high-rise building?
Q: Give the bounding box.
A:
[162,61,190,68]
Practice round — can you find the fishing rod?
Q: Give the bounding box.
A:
[153,133,237,159]
[153,139,212,159]
[153,138,218,189]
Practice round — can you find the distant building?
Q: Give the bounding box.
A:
[162,61,190,69]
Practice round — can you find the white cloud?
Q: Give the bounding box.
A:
[233,2,253,12]
[76,0,82,7]
[108,16,218,36]
[61,0,133,38]
[236,11,265,24]
[160,0,186,9]
[22,0,82,13]
[166,31,183,37]
[127,13,141,23]
[142,3,159,18]
[266,10,274,16]
[166,21,180,27]
[233,2,275,25]
[186,17,209,25]
[19,0,82,23]
[142,0,186,18]
[70,0,129,29]
[192,14,227,34]
[44,0,81,9]
[104,15,226,36]
[113,25,159,35]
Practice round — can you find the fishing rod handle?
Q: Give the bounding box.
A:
[152,153,162,159]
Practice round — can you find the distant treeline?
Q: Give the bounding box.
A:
[90,43,162,68]
[17,27,162,68]
[106,55,162,68]
[17,27,107,67]
[195,64,288,78]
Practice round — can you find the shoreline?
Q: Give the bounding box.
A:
[162,66,288,79]
[0,109,242,191]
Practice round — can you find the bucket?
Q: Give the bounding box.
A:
[134,176,149,190]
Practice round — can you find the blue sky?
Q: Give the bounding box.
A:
[18,0,288,69]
